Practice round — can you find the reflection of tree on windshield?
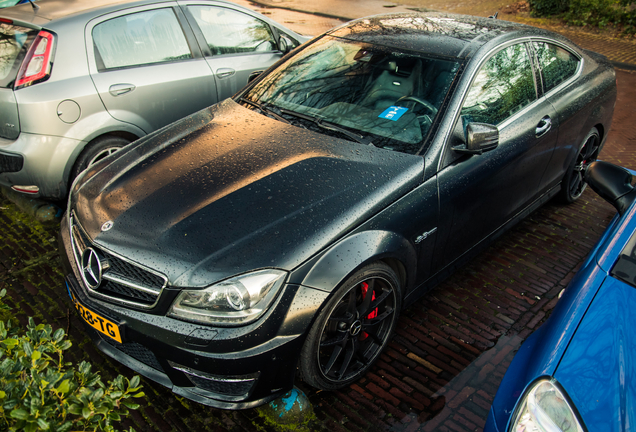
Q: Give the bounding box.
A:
[244,36,460,154]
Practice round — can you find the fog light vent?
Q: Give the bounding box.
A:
[0,152,23,173]
[102,337,164,372]
[168,361,258,400]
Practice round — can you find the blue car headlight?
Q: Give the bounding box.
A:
[168,269,287,326]
[509,379,585,432]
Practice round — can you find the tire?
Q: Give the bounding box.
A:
[70,136,129,183]
[299,262,402,390]
[558,127,600,203]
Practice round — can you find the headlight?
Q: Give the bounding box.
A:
[510,378,585,432]
[168,269,287,326]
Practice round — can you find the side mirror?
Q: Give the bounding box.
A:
[453,122,499,155]
[278,36,291,55]
[248,71,263,83]
[585,161,636,215]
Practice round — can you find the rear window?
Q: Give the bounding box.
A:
[92,8,192,71]
[0,21,37,88]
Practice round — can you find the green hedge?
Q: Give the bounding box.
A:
[529,0,636,34]
[0,290,145,432]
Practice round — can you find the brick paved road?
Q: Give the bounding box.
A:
[0,64,634,431]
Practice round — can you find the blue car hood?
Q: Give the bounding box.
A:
[555,275,636,432]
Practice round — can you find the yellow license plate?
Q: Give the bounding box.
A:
[69,290,122,343]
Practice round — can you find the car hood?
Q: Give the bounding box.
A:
[555,275,636,432]
[72,99,423,287]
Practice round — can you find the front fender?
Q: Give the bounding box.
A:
[291,230,417,294]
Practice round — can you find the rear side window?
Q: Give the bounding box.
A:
[0,22,37,88]
[187,6,276,55]
[533,42,579,93]
[92,8,192,71]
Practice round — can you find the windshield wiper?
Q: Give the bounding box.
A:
[278,108,373,146]
[239,97,290,124]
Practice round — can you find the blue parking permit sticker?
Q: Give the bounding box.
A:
[379,106,408,121]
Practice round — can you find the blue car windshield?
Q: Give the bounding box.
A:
[243,36,460,155]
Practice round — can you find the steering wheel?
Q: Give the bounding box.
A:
[396,96,438,116]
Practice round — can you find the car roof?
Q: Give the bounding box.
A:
[0,0,240,26]
[328,12,558,60]
[0,0,167,25]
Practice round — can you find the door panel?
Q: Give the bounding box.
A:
[88,6,218,133]
[433,43,559,270]
[183,4,284,101]
[205,53,282,101]
[90,61,217,133]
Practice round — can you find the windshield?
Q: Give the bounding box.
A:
[242,36,460,154]
[0,21,37,88]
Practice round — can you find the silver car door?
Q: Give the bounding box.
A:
[181,3,285,101]
[86,4,218,134]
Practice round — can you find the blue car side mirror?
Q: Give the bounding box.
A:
[585,160,636,215]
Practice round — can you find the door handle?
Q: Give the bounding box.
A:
[216,68,235,79]
[536,115,552,137]
[108,84,135,97]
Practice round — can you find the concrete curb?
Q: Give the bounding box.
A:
[612,61,636,71]
[249,0,351,21]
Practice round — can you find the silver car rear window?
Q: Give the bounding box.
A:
[0,21,37,88]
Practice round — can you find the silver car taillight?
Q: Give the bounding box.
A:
[15,30,54,89]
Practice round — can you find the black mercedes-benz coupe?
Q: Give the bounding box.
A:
[59,12,616,409]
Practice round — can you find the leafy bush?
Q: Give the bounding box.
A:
[528,0,569,16]
[530,0,636,34]
[0,289,145,432]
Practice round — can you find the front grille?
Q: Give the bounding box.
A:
[102,337,164,372]
[100,279,158,304]
[70,213,167,308]
[0,152,23,173]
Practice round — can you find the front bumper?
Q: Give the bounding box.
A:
[59,213,329,409]
[0,132,84,199]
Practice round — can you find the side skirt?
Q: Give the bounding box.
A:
[404,183,562,306]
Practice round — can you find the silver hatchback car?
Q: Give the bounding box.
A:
[0,0,307,199]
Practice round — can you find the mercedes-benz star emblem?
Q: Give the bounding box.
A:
[81,248,103,290]
[350,320,363,336]
[101,220,114,232]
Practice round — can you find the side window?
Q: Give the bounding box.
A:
[93,8,192,71]
[460,43,537,126]
[533,41,579,93]
[187,6,276,55]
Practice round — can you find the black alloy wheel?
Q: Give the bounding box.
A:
[299,262,401,390]
[560,127,600,203]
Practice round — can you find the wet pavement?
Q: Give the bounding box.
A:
[1,3,636,432]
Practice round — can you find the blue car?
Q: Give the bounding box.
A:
[486,160,636,432]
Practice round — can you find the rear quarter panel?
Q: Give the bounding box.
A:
[540,50,617,189]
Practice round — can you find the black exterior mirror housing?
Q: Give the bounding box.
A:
[453,122,499,155]
[278,36,291,54]
[585,160,636,215]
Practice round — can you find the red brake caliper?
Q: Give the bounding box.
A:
[360,282,378,340]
